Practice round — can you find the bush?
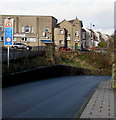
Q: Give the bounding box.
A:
[98,41,108,48]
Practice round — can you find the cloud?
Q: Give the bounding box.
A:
[0,0,115,35]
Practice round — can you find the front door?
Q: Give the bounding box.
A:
[75,43,78,51]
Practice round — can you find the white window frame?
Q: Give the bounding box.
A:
[59,30,63,34]
[82,32,86,39]
[75,31,79,37]
[21,26,33,33]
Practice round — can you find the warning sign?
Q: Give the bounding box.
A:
[4,18,13,46]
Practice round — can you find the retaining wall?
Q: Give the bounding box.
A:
[2,64,101,87]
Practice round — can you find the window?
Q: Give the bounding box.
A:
[43,32,46,37]
[21,26,33,33]
[67,36,71,40]
[59,30,63,34]
[59,40,63,47]
[45,27,49,32]
[25,26,30,33]
[22,38,24,41]
[21,37,27,41]
[82,32,86,39]
[13,38,16,41]
[75,31,78,36]
[27,38,36,42]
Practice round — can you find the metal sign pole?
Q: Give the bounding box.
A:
[7,46,10,67]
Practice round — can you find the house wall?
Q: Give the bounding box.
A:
[1,15,57,48]
[54,28,66,49]
[58,19,83,50]
[58,20,73,49]
[72,19,82,49]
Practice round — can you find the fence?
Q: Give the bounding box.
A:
[2,46,46,62]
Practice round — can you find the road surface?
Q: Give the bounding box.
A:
[2,75,111,118]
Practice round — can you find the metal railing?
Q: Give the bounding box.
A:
[2,46,46,62]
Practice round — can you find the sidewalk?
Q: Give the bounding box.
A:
[80,80,114,119]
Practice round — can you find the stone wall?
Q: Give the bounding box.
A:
[2,64,103,87]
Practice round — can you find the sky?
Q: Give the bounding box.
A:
[0,0,115,35]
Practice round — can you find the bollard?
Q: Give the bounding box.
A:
[111,80,116,89]
[111,63,116,89]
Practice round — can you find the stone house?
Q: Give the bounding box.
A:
[56,18,83,50]
[1,15,57,49]
[54,27,67,50]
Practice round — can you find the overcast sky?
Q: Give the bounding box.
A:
[0,0,115,35]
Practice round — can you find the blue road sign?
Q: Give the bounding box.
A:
[4,18,13,46]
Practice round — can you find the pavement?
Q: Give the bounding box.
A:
[79,80,115,119]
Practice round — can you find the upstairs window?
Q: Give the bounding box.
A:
[82,32,86,39]
[25,26,30,33]
[21,26,33,33]
[67,36,71,40]
[45,27,49,32]
[75,31,78,36]
[59,30,63,34]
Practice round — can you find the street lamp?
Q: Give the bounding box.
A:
[89,23,95,50]
[90,23,95,29]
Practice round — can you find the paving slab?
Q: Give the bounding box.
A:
[80,80,114,119]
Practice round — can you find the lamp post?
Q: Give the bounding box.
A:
[90,23,95,50]
[90,23,95,29]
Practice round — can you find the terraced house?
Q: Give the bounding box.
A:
[1,15,57,48]
[1,15,83,51]
[82,28,110,49]
[1,15,109,51]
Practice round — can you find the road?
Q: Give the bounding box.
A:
[2,75,111,118]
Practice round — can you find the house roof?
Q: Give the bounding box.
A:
[88,29,95,33]
[68,17,83,27]
[82,28,86,32]
[56,19,73,27]
[57,18,83,27]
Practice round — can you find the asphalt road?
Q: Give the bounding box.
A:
[2,75,111,118]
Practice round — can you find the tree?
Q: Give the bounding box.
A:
[98,41,108,48]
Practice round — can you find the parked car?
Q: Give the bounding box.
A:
[81,48,92,52]
[12,43,32,50]
[59,47,73,52]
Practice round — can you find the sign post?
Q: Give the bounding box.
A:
[4,17,13,67]
[7,46,10,67]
